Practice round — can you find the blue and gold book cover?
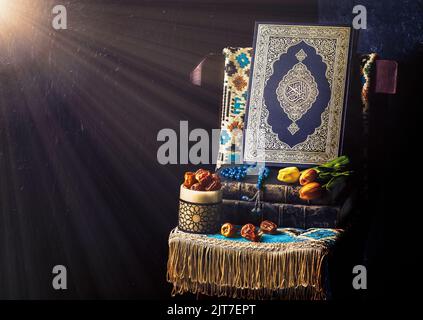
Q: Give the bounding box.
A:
[244,24,352,166]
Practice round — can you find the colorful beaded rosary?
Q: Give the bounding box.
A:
[360,53,377,202]
[219,164,270,215]
[360,53,378,115]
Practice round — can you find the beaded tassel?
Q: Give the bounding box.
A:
[220,164,270,217]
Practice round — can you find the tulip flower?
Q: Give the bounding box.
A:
[299,168,318,186]
[277,167,300,184]
[299,182,323,200]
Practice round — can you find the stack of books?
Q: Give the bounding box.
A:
[220,169,352,229]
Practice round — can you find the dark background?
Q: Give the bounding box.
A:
[0,0,421,300]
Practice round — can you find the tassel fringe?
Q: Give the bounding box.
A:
[167,229,329,300]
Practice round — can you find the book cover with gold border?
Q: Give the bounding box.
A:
[243,23,354,167]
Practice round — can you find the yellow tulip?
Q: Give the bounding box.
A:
[277,167,300,184]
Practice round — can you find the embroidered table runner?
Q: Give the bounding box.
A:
[167,227,342,300]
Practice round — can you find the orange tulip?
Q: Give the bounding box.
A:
[299,168,318,186]
[299,182,323,200]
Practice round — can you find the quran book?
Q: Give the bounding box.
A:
[243,23,354,167]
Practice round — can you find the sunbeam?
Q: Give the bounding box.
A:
[0,0,320,299]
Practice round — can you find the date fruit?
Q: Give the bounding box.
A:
[183,172,197,189]
[221,223,236,238]
[190,183,205,191]
[205,173,221,191]
[195,169,212,187]
[241,223,261,242]
[260,220,277,234]
[182,169,222,191]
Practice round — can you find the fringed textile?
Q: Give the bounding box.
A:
[167,227,341,300]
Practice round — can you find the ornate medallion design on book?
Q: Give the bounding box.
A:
[276,49,319,135]
[243,24,353,166]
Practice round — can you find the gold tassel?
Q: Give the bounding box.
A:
[167,229,331,300]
